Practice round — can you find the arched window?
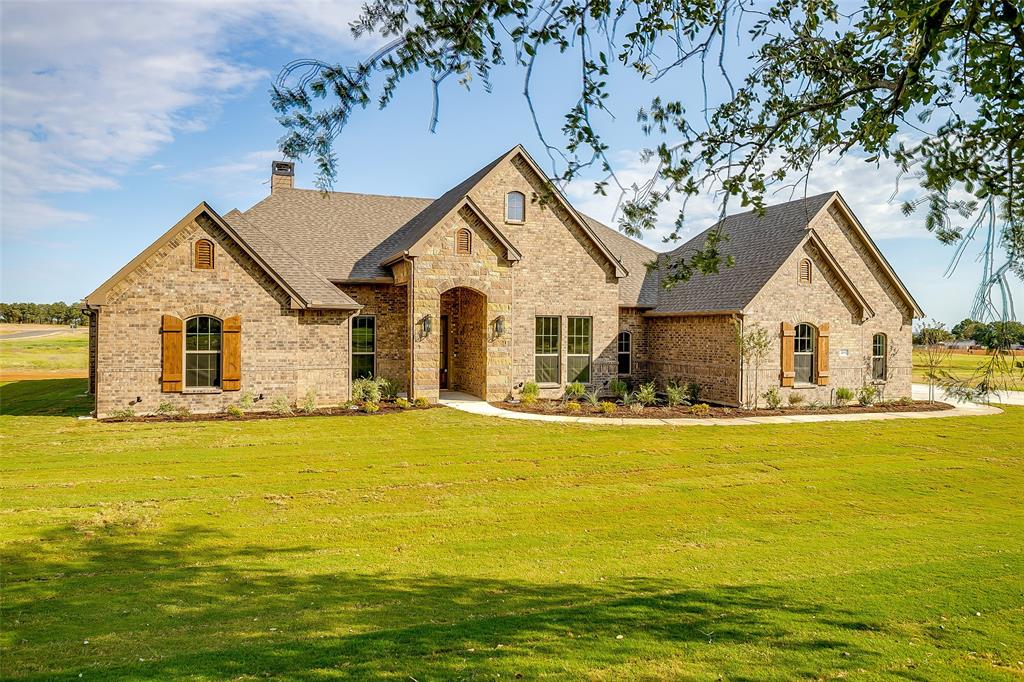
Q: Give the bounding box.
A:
[506,191,525,222]
[799,258,812,284]
[194,239,214,270]
[617,331,632,375]
[793,323,816,384]
[455,228,472,254]
[185,316,221,388]
[872,333,887,380]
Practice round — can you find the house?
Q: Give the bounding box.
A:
[82,144,923,417]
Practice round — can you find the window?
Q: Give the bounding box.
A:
[194,239,214,270]
[185,316,221,388]
[351,315,376,380]
[794,323,816,384]
[534,316,560,383]
[799,258,812,284]
[506,191,525,222]
[455,228,472,254]
[617,330,632,375]
[567,317,592,383]
[872,333,887,380]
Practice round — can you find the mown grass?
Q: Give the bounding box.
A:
[0,331,88,374]
[913,349,1024,391]
[1,379,1022,680]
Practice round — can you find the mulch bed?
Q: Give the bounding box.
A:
[101,402,435,423]
[493,400,954,420]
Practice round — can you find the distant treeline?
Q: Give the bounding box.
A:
[0,302,86,326]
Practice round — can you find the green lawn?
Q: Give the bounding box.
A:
[2,379,1022,680]
[913,349,1024,391]
[0,331,88,375]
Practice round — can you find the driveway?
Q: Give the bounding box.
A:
[912,382,1024,406]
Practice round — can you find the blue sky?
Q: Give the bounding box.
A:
[1,0,1019,327]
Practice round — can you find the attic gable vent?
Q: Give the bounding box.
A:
[194,239,214,270]
[456,228,472,255]
[799,258,812,284]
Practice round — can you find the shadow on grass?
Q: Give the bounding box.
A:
[2,524,887,680]
[0,378,91,416]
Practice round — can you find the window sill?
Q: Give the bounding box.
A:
[792,383,817,389]
[182,387,222,395]
[537,382,560,389]
[505,219,525,225]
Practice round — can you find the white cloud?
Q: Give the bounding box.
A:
[0,0,369,235]
[565,148,937,251]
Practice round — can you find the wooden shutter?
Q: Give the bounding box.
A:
[816,322,830,386]
[194,239,214,269]
[161,315,183,392]
[222,315,242,391]
[780,322,795,387]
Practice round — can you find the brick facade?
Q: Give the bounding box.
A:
[88,154,916,416]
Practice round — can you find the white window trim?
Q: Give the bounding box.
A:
[534,315,560,386]
[793,322,816,385]
[567,316,592,383]
[505,191,526,224]
[183,315,222,390]
[350,314,377,384]
[617,330,632,375]
[872,333,887,382]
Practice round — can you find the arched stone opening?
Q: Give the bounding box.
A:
[438,286,488,398]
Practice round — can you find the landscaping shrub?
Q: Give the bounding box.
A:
[686,380,702,402]
[300,388,317,414]
[898,396,914,406]
[520,394,537,406]
[598,401,617,414]
[690,402,710,417]
[352,378,381,404]
[628,402,645,414]
[564,382,586,400]
[414,397,430,408]
[665,382,688,407]
[565,401,581,413]
[522,381,540,400]
[156,401,175,416]
[377,377,399,401]
[584,390,601,407]
[176,405,192,418]
[858,385,877,406]
[762,387,782,410]
[362,401,380,414]
[239,391,255,410]
[836,387,855,405]
[396,397,411,409]
[608,378,628,400]
[271,395,292,415]
[109,407,135,420]
[788,393,804,406]
[225,404,244,418]
[636,381,658,406]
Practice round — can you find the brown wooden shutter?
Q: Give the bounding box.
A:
[816,322,830,386]
[222,315,242,391]
[161,315,183,392]
[195,239,214,269]
[780,322,795,387]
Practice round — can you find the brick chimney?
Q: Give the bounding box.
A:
[271,161,294,193]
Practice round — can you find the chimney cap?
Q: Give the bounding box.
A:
[272,160,295,177]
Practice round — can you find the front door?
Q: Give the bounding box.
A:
[439,314,449,389]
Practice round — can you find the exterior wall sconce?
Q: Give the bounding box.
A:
[495,315,506,337]
[421,314,432,336]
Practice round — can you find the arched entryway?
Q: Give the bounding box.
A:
[439,286,488,398]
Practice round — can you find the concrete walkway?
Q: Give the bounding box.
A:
[911,382,1024,406]
[438,390,1001,427]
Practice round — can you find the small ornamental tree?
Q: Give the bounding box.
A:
[734,321,772,409]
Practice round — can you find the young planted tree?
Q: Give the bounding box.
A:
[915,320,953,401]
[734,320,772,409]
[272,0,1024,286]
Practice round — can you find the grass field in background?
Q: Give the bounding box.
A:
[912,349,1024,391]
[1,378,1022,680]
[0,329,87,379]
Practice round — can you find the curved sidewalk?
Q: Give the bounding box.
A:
[438,391,1002,426]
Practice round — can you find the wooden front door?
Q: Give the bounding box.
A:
[439,314,449,389]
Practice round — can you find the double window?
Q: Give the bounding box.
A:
[567,317,592,383]
[617,331,632,375]
[534,316,560,383]
[351,315,376,380]
[872,333,887,380]
[794,323,816,384]
[185,316,221,388]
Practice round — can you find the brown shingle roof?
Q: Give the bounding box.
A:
[581,215,659,307]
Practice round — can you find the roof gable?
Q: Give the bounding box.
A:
[84,203,358,310]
